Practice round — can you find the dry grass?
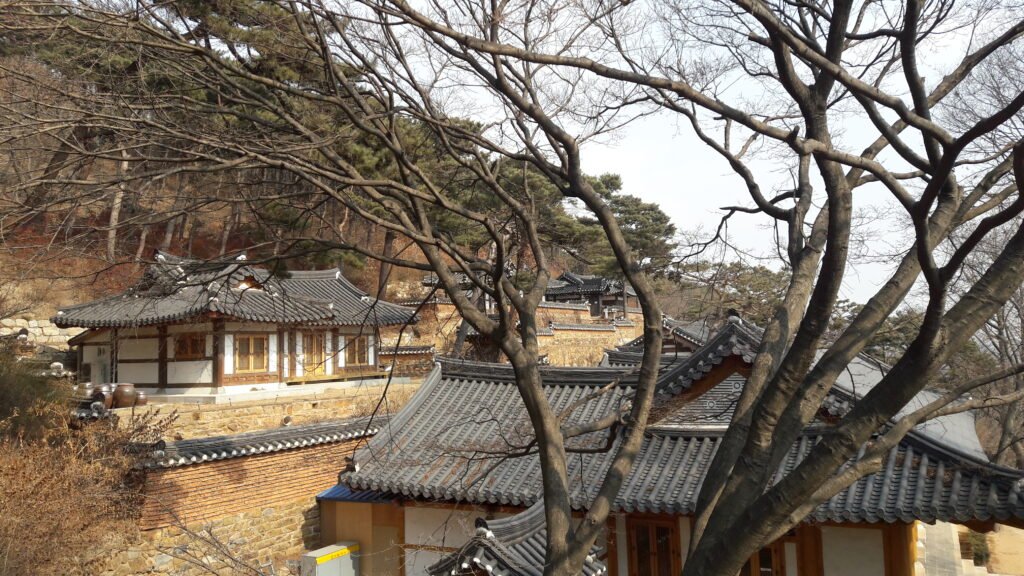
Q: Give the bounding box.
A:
[348,382,419,418]
[0,357,173,576]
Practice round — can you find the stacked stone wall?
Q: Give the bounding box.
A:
[378,350,436,376]
[114,381,419,439]
[538,327,636,366]
[0,316,83,348]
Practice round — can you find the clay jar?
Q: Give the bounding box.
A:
[112,383,137,409]
[133,390,148,407]
[91,384,113,409]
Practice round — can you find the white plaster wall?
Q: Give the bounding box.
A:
[225,322,276,332]
[785,541,798,576]
[269,333,279,373]
[83,344,111,384]
[295,332,304,377]
[80,330,111,344]
[168,360,213,384]
[167,323,211,334]
[117,362,159,384]
[405,548,444,576]
[403,507,510,576]
[337,334,346,369]
[821,526,885,576]
[404,507,481,549]
[223,334,234,374]
[118,338,160,360]
[116,327,159,338]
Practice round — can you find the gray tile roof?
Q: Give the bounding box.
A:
[53,253,416,328]
[427,501,607,576]
[545,272,635,298]
[343,324,1024,527]
[550,323,617,332]
[146,415,384,468]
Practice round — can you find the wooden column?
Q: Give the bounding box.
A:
[76,344,84,382]
[157,325,168,389]
[288,329,297,379]
[110,328,119,383]
[331,328,339,373]
[212,319,225,389]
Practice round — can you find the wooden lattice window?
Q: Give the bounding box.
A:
[235,334,269,373]
[345,335,370,366]
[174,333,206,360]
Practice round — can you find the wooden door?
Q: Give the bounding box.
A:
[302,332,326,376]
[626,516,681,576]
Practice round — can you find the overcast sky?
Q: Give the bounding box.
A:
[579,111,901,304]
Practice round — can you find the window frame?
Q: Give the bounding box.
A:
[626,515,681,576]
[344,335,371,367]
[234,333,270,373]
[173,333,207,361]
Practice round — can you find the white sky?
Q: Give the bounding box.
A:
[579,111,900,304]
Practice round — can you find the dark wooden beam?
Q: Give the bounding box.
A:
[157,325,168,389]
[110,328,119,382]
[212,319,225,389]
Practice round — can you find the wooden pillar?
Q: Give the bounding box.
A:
[331,328,339,373]
[884,522,916,576]
[110,328,119,383]
[157,325,168,389]
[797,525,824,576]
[76,344,84,382]
[288,329,297,379]
[212,318,225,389]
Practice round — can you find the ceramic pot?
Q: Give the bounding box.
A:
[112,383,137,409]
[91,390,113,409]
[133,390,148,407]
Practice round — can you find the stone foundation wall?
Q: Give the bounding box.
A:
[986,524,1024,575]
[538,326,639,366]
[378,350,435,377]
[0,316,83,348]
[99,495,319,576]
[113,381,420,439]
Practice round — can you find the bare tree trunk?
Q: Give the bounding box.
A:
[376,229,396,299]
[134,225,149,265]
[219,203,239,256]
[106,151,128,261]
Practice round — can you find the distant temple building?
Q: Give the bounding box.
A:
[544,271,637,317]
[54,252,416,401]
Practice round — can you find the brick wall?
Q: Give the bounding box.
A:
[141,438,362,530]
[95,439,363,576]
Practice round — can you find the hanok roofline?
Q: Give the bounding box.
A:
[341,318,1024,531]
[54,251,417,329]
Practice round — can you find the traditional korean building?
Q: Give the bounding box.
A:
[320,319,1024,576]
[53,252,417,400]
[544,272,637,317]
